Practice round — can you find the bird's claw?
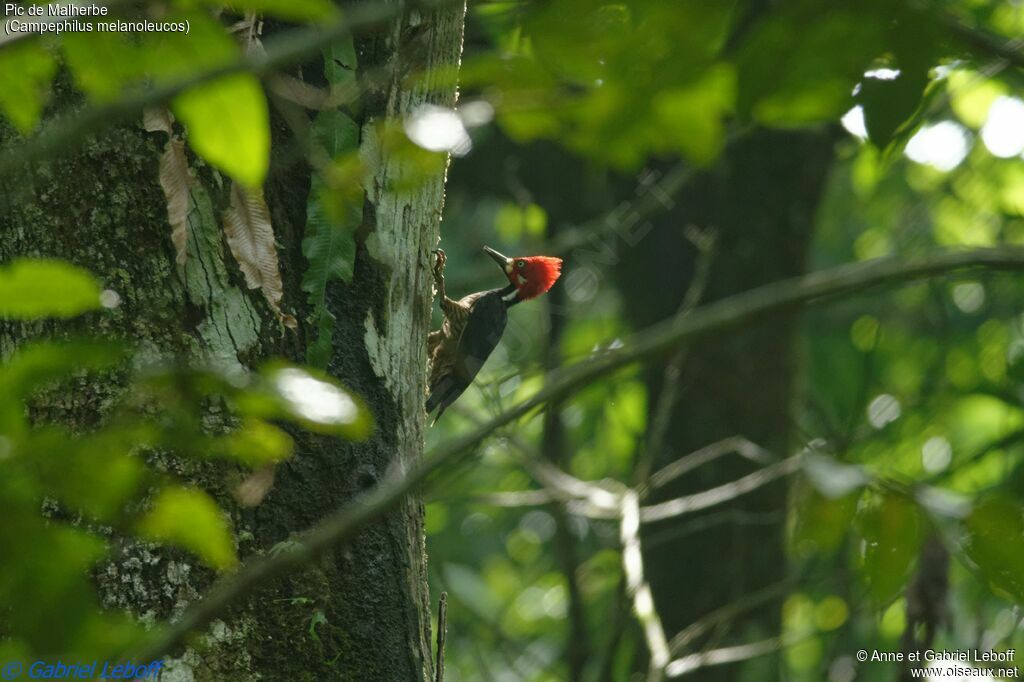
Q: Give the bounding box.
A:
[432,248,447,280]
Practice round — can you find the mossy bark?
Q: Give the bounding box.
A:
[0,1,465,679]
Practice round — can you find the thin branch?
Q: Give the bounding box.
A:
[940,12,1024,72]
[643,436,773,496]
[643,508,785,551]
[435,592,448,682]
[620,490,670,682]
[467,489,558,507]
[668,579,793,655]
[128,247,1024,661]
[640,456,801,523]
[665,635,786,678]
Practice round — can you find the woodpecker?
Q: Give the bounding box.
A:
[426,246,563,422]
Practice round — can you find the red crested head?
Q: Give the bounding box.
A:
[484,246,563,302]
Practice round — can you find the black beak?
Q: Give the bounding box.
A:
[483,245,510,270]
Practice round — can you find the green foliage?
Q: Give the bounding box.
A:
[238,363,374,440]
[0,259,103,319]
[174,73,270,189]
[0,42,56,133]
[964,497,1024,603]
[0,259,372,662]
[302,36,361,369]
[7,0,1024,677]
[855,492,923,606]
[790,479,859,558]
[138,486,239,570]
[495,202,548,242]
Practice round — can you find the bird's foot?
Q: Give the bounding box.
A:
[431,248,447,285]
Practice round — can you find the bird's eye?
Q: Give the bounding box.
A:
[516,260,526,269]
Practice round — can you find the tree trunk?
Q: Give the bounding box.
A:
[618,129,838,680]
[0,1,466,679]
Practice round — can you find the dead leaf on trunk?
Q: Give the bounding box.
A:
[143,108,193,265]
[223,183,298,329]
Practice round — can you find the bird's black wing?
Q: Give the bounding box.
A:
[426,293,507,420]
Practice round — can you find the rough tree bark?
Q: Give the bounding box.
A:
[0,1,466,679]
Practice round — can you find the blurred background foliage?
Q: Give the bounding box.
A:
[423,0,1024,680]
[5,0,1024,679]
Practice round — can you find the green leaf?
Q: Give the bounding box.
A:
[949,69,1006,129]
[138,487,238,570]
[236,364,373,440]
[737,5,886,125]
[214,419,294,467]
[859,71,930,150]
[495,203,548,242]
[964,497,1024,603]
[308,609,328,644]
[0,519,106,651]
[26,426,147,521]
[0,339,125,394]
[64,13,238,102]
[790,479,859,558]
[173,73,270,188]
[653,63,735,165]
[856,492,923,606]
[0,259,103,319]
[302,37,361,368]
[0,41,56,132]
[61,32,142,102]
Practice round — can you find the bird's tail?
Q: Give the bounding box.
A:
[426,379,455,426]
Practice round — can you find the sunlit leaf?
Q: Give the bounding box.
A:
[237,364,373,440]
[653,64,735,165]
[0,41,56,132]
[0,259,103,319]
[173,73,270,188]
[138,487,238,570]
[61,32,141,102]
[737,6,886,125]
[803,454,869,498]
[214,419,294,467]
[948,69,1007,129]
[25,426,147,521]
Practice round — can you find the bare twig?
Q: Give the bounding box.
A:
[643,436,773,496]
[641,456,801,523]
[127,247,1024,662]
[435,592,448,682]
[665,635,786,678]
[668,580,793,655]
[620,490,670,682]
